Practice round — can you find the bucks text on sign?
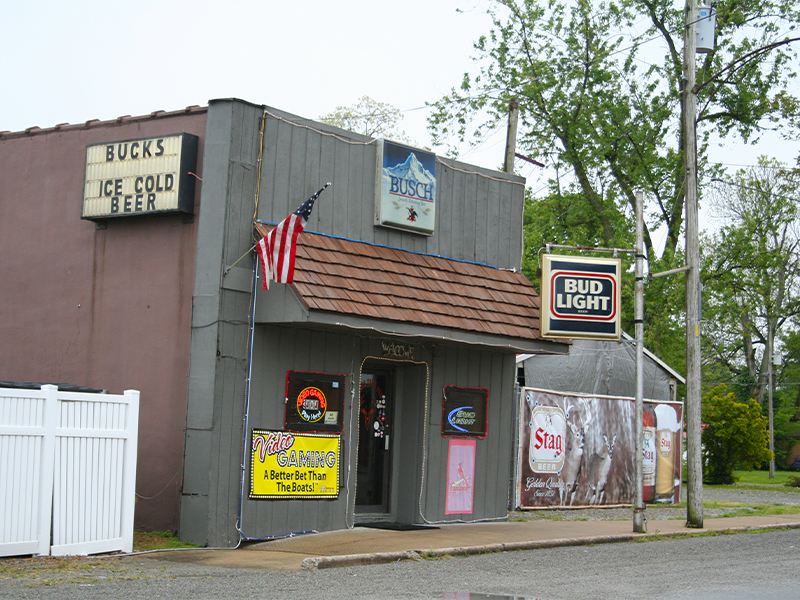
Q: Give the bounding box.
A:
[540,254,621,340]
[82,133,198,220]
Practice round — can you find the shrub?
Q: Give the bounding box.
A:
[701,385,773,485]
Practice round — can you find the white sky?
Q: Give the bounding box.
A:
[0,0,504,163]
[2,0,797,252]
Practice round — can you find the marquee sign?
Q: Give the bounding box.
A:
[540,254,621,340]
[375,139,436,235]
[81,133,198,220]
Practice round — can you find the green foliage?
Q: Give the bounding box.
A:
[780,328,800,412]
[771,397,799,468]
[320,95,410,142]
[786,475,800,487]
[429,0,800,261]
[701,159,800,406]
[642,254,687,379]
[702,385,773,484]
[428,0,800,404]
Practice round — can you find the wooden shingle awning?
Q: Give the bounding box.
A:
[253,223,566,354]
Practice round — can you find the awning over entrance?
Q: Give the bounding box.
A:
[253,223,567,354]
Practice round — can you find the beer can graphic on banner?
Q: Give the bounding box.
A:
[642,403,656,503]
[528,404,566,474]
[655,403,680,502]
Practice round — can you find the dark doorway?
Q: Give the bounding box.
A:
[355,367,394,515]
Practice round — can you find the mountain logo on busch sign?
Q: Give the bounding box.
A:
[376,140,436,235]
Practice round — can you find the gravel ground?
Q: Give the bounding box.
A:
[1,487,798,596]
[509,486,800,521]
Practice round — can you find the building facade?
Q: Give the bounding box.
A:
[0,106,207,532]
[1,98,565,546]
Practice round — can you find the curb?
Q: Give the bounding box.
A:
[302,550,422,570]
[300,522,800,570]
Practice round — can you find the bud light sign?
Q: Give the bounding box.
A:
[375,139,436,235]
[540,254,621,340]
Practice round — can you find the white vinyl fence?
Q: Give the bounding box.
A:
[0,385,139,557]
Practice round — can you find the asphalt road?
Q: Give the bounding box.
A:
[2,487,798,599]
[2,526,798,600]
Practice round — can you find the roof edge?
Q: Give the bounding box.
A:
[263,310,569,355]
[0,104,208,140]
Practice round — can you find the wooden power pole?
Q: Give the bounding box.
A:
[633,191,645,533]
[504,99,520,174]
[683,0,704,528]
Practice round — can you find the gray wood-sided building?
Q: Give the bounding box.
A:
[181,99,567,546]
[0,97,566,547]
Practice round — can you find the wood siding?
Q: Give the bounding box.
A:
[181,99,526,545]
[256,105,526,270]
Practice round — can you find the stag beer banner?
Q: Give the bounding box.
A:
[250,430,340,499]
[517,388,683,509]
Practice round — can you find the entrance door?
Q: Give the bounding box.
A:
[355,368,393,514]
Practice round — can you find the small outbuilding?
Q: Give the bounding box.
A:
[517,333,684,401]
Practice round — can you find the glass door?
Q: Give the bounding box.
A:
[355,368,393,514]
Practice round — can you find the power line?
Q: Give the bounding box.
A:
[710,177,800,203]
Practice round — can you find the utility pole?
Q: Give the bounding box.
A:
[683,0,703,528]
[504,99,520,174]
[633,191,645,533]
[768,320,776,478]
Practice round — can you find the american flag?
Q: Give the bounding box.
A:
[256,184,330,289]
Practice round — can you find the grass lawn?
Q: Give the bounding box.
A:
[725,470,800,489]
[132,531,197,552]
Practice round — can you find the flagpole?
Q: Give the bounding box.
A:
[224,242,259,274]
[223,183,332,274]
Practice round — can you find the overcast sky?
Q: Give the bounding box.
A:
[2,0,797,245]
[1,1,506,164]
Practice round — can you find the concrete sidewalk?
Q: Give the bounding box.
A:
[138,514,800,572]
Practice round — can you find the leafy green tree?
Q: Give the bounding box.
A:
[702,158,800,405]
[428,0,798,396]
[320,96,410,142]
[429,0,800,263]
[768,326,800,467]
[781,328,800,411]
[701,385,772,484]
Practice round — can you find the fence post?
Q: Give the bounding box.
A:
[37,385,59,556]
[120,390,140,553]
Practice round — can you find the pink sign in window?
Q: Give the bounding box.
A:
[445,439,476,515]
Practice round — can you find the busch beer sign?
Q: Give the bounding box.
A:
[375,139,436,235]
[540,254,621,340]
